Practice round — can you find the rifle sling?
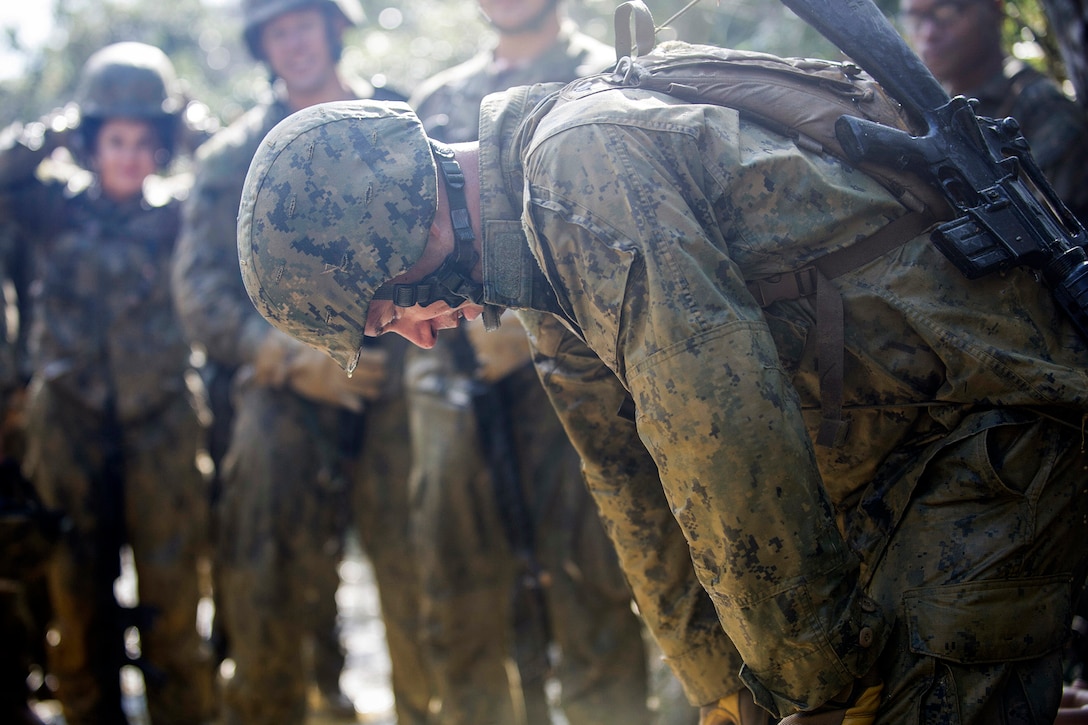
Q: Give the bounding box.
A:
[746,208,938,446]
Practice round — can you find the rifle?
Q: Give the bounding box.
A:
[91,411,164,698]
[195,358,235,665]
[447,327,554,725]
[778,0,1088,340]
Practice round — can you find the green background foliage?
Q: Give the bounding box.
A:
[0,0,1062,130]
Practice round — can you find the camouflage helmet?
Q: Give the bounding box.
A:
[237,100,437,373]
[74,42,183,120]
[242,0,364,59]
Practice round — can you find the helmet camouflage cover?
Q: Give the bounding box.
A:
[238,100,437,373]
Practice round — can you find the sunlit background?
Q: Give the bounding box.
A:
[4,0,1064,132]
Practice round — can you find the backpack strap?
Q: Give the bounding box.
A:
[747,208,939,447]
[614,0,657,60]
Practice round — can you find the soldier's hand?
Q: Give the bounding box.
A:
[253,330,296,388]
[253,331,363,411]
[344,344,389,401]
[31,104,80,152]
[286,345,366,412]
[178,99,220,154]
[462,310,533,383]
[699,689,775,725]
[0,105,79,179]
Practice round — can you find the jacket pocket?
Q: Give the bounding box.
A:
[903,574,1072,664]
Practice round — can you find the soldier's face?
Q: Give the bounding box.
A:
[363,171,485,349]
[260,8,336,95]
[93,118,159,202]
[478,0,557,34]
[365,298,483,349]
[900,0,1002,82]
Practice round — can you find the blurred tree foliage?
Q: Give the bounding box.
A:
[1004,0,1072,91]
[1036,0,1087,106]
[0,0,1073,132]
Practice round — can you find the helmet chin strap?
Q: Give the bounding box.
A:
[374,141,484,308]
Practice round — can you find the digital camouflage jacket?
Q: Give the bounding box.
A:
[474,81,1088,713]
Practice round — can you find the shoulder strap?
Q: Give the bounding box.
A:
[608,4,951,223]
[614,0,656,59]
[747,210,937,446]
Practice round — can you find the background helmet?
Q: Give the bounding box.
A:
[242,0,364,60]
[75,42,183,120]
[238,100,437,373]
[72,42,183,168]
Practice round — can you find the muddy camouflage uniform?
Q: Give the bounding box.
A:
[407,22,654,725]
[461,82,1088,722]
[966,58,1088,223]
[233,69,1088,723]
[172,85,432,724]
[0,127,215,725]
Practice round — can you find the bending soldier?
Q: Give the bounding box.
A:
[236,42,1088,725]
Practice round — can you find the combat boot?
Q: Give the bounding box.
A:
[777,669,882,724]
[699,688,777,724]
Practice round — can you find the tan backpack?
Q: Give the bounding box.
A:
[580,1,956,445]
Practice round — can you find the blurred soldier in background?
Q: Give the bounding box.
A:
[899,0,1088,221]
[0,206,52,725]
[406,1,671,723]
[0,42,216,724]
[171,0,432,722]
